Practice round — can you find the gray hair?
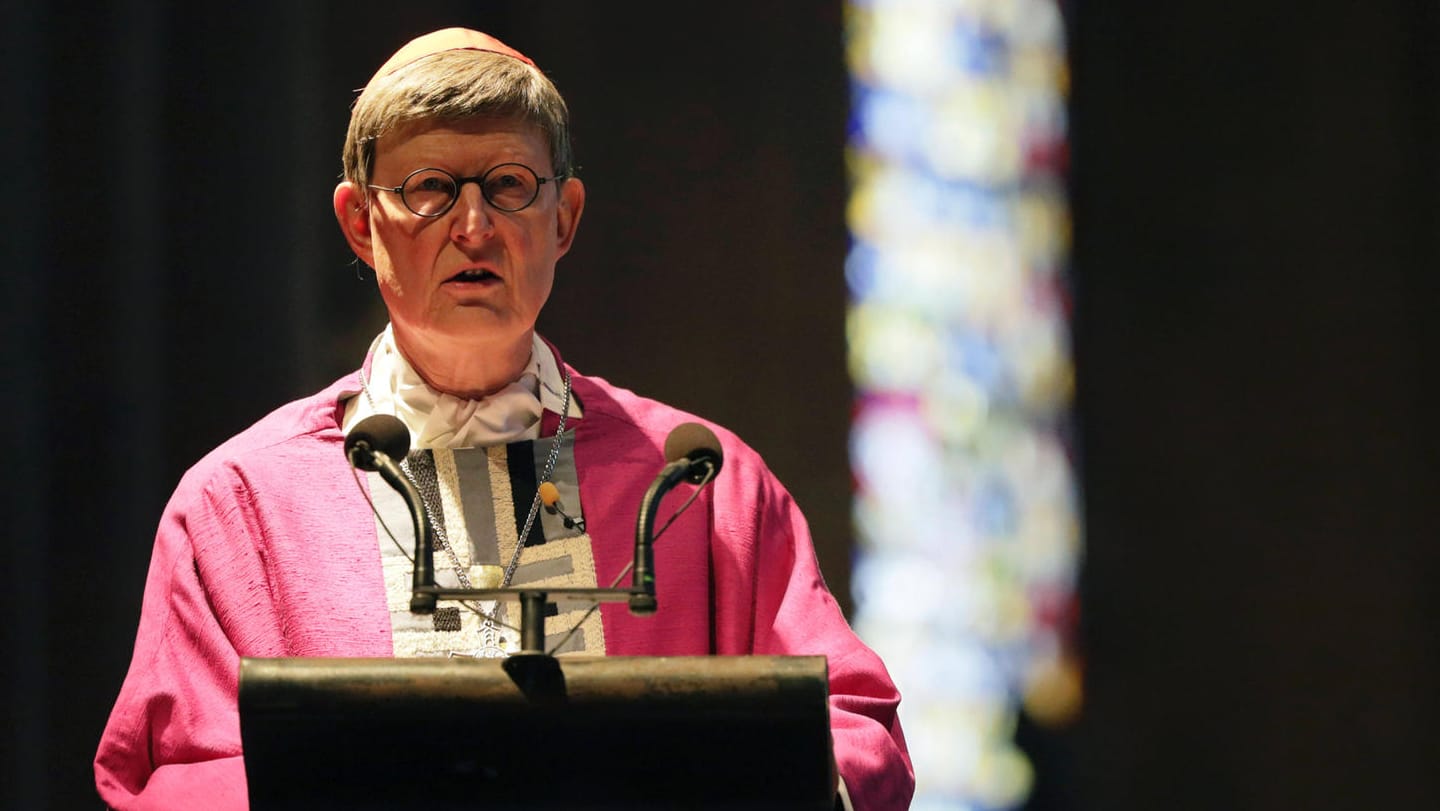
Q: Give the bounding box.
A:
[341,49,574,196]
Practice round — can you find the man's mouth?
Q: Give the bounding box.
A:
[447,268,500,283]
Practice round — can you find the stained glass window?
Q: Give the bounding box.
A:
[845,1,1081,807]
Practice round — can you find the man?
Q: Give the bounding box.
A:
[95,27,913,810]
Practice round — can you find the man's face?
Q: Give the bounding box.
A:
[352,118,583,362]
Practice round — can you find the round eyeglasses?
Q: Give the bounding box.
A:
[367,163,568,217]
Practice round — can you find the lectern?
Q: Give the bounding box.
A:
[239,653,836,810]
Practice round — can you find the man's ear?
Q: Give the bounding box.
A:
[553,176,586,258]
[333,182,375,267]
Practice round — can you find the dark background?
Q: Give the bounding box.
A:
[2,1,1438,809]
[1069,3,1440,809]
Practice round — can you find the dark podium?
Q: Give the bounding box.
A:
[239,653,836,810]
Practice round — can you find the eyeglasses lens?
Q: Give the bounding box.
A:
[482,165,540,212]
[402,170,458,217]
[400,164,542,216]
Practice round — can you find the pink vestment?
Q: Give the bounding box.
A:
[95,363,914,810]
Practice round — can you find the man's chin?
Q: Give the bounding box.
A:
[402,312,533,347]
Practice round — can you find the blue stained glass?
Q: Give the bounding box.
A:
[954,334,1008,397]
[973,475,1019,538]
[845,243,880,299]
[931,178,1014,230]
[858,88,930,164]
[953,22,1011,76]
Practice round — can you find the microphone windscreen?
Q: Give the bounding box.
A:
[663,422,723,472]
[537,481,561,507]
[345,414,412,466]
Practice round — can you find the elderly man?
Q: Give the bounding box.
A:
[95,27,913,810]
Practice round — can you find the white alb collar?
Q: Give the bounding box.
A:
[344,325,579,449]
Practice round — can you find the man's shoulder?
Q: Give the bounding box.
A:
[570,371,701,429]
[177,372,361,493]
[568,369,724,439]
[566,368,768,470]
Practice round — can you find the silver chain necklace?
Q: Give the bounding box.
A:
[358,333,573,649]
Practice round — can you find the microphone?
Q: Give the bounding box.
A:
[663,422,725,484]
[344,415,436,613]
[538,481,586,532]
[344,414,410,471]
[631,423,724,615]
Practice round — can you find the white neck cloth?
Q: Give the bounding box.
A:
[343,325,578,449]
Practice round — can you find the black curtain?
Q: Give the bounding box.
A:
[1070,1,1440,809]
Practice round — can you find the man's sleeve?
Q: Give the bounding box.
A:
[95,471,280,811]
[713,453,915,811]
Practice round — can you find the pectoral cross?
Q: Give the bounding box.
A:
[447,613,511,659]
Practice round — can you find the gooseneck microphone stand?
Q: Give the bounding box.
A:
[348,414,722,656]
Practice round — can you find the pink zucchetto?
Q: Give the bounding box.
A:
[364,27,535,90]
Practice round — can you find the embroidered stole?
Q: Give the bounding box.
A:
[364,431,605,657]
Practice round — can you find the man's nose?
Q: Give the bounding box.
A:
[450,182,494,240]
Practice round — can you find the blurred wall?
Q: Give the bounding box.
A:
[1070,2,1440,809]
